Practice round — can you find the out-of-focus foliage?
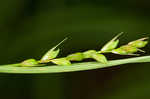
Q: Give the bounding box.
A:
[0,0,150,99]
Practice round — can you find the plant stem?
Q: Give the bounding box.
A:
[0,56,150,74]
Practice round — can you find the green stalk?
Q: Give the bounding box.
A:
[0,56,150,74]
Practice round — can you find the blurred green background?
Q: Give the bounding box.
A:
[0,0,150,99]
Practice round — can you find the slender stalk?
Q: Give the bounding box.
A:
[0,56,150,74]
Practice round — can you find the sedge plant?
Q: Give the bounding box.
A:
[0,33,149,74]
[20,32,149,66]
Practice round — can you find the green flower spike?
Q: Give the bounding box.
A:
[92,53,108,64]
[83,50,108,63]
[112,45,139,55]
[51,58,71,66]
[83,50,97,58]
[112,37,148,55]
[39,38,67,63]
[128,37,148,48]
[66,52,84,61]
[21,59,39,67]
[99,32,123,53]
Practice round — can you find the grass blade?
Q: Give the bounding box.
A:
[0,56,150,74]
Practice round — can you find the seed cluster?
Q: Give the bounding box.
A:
[20,33,148,67]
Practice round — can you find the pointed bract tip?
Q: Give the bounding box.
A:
[112,32,124,41]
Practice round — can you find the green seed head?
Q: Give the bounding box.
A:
[112,45,138,55]
[121,45,138,53]
[66,52,84,61]
[40,38,67,63]
[40,49,60,63]
[128,38,148,48]
[92,53,108,64]
[100,32,123,52]
[51,58,71,66]
[83,50,97,58]
[21,59,39,67]
[101,40,119,52]
[112,48,128,55]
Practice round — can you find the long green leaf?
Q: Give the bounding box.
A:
[0,56,150,74]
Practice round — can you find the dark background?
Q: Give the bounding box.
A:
[0,0,150,99]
